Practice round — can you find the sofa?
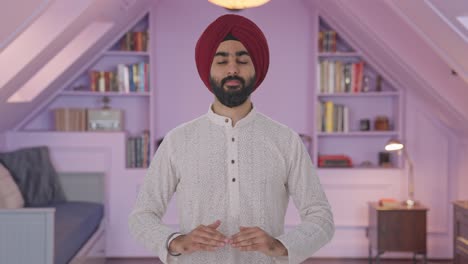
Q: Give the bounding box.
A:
[0,146,105,264]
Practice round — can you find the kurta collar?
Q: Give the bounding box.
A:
[207,103,257,128]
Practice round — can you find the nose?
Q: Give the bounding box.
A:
[227,60,239,76]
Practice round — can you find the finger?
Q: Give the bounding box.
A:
[232,236,262,248]
[231,231,259,245]
[192,234,226,247]
[231,228,252,239]
[200,225,226,237]
[231,228,258,242]
[197,226,227,242]
[207,220,221,229]
[239,244,261,252]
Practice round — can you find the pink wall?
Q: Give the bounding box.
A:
[148,0,461,258]
[152,0,314,138]
[3,0,466,258]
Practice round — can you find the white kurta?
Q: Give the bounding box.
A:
[129,106,334,264]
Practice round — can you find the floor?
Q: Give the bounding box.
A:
[106,258,453,264]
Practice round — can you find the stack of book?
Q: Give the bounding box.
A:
[53,108,87,131]
[317,101,349,133]
[378,198,401,208]
[318,30,337,52]
[118,31,149,52]
[89,62,149,93]
[126,130,150,168]
[317,60,365,94]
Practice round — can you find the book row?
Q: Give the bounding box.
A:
[126,131,150,168]
[317,60,365,94]
[318,30,337,52]
[317,101,349,133]
[118,31,149,52]
[89,62,150,93]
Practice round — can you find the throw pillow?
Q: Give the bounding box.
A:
[0,162,25,208]
[0,146,67,206]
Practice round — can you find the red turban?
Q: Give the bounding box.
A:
[195,14,269,93]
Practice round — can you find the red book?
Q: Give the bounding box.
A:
[89,71,97,92]
[104,72,110,92]
[133,32,141,52]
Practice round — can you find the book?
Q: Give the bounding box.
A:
[378,198,401,208]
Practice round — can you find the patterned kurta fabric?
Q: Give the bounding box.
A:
[129,106,334,264]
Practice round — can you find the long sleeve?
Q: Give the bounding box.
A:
[275,133,335,264]
[128,136,180,264]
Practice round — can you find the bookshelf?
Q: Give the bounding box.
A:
[314,17,402,169]
[13,9,169,257]
[21,13,152,170]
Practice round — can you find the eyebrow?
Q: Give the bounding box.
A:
[214,51,250,57]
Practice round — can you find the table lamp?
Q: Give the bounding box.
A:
[385,139,415,207]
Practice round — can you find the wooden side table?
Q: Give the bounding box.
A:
[453,201,468,264]
[367,202,428,264]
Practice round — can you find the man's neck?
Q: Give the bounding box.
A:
[212,99,253,127]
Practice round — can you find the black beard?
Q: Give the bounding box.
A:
[210,75,256,108]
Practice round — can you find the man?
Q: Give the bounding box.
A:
[129,14,334,264]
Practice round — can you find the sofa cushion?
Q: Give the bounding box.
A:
[0,162,24,208]
[0,146,67,206]
[52,201,104,264]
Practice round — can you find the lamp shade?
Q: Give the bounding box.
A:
[385,139,404,152]
[208,0,270,10]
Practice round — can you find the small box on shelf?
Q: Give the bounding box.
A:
[87,108,124,132]
[52,107,124,132]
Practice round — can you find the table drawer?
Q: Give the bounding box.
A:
[457,221,468,242]
[457,236,468,255]
[455,209,468,223]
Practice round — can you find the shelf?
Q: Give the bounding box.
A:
[18,130,126,134]
[317,131,399,137]
[103,51,149,56]
[317,167,399,171]
[318,52,360,57]
[317,92,399,97]
[60,91,150,97]
[124,167,148,172]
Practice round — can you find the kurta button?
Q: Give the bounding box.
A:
[225,119,229,123]
[232,137,235,142]
[231,160,235,164]
[232,178,236,182]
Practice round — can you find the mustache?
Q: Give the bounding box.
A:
[221,76,245,87]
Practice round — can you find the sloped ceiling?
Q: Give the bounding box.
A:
[387,0,468,86]
[310,0,468,135]
[0,0,153,132]
[0,0,52,51]
[0,0,467,135]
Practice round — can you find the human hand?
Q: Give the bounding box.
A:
[229,226,288,257]
[169,220,227,255]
